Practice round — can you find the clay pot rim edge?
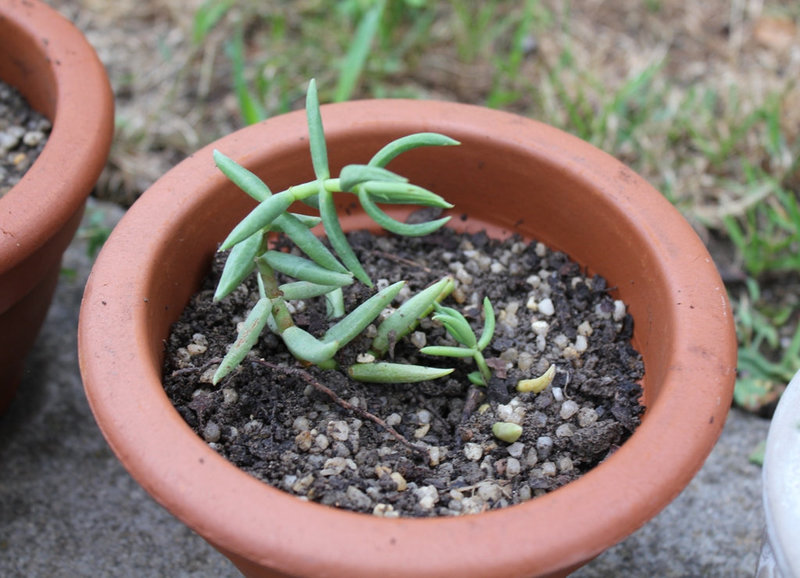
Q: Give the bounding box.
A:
[0,0,114,271]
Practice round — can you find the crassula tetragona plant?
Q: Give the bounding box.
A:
[211,79,497,389]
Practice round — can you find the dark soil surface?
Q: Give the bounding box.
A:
[0,80,52,197]
[163,227,644,517]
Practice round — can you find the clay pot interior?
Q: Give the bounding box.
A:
[81,101,735,577]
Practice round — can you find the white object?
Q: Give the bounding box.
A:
[758,370,800,577]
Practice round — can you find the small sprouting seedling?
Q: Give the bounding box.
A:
[517,364,556,393]
[492,422,523,444]
[211,79,495,388]
[420,297,496,386]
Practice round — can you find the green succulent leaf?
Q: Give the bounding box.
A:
[362,181,453,208]
[369,132,460,168]
[339,164,407,191]
[281,326,340,364]
[419,345,475,358]
[468,370,487,386]
[323,281,405,348]
[214,231,262,302]
[277,213,322,229]
[220,189,297,250]
[432,304,477,348]
[259,251,353,287]
[213,149,271,202]
[371,276,454,357]
[325,286,345,319]
[477,297,496,351]
[348,362,454,383]
[275,211,347,274]
[306,79,329,180]
[357,188,451,237]
[278,280,341,300]
[212,296,272,384]
[319,186,372,286]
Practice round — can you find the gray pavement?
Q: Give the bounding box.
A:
[0,200,768,577]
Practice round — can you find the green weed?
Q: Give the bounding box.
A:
[733,278,799,412]
[723,163,800,277]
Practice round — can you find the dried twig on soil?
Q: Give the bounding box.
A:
[370,249,433,273]
[253,359,428,457]
[170,357,223,377]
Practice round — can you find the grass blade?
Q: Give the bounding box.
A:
[334,0,386,102]
[226,24,267,125]
[192,0,234,45]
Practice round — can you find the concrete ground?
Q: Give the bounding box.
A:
[0,201,769,577]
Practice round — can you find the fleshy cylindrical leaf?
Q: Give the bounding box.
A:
[419,345,474,358]
[279,281,340,300]
[323,281,405,348]
[368,132,460,168]
[325,287,345,319]
[220,189,296,250]
[214,231,262,301]
[372,276,454,356]
[339,164,407,191]
[348,362,454,383]
[358,188,450,237]
[319,186,372,286]
[362,181,453,208]
[281,326,340,364]
[259,251,353,287]
[432,304,477,348]
[306,79,329,180]
[477,297,496,351]
[276,212,347,274]
[212,297,271,384]
[213,149,271,202]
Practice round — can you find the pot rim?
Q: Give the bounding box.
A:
[0,0,114,272]
[80,100,736,577]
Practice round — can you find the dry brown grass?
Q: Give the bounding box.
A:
[46,0,800,228]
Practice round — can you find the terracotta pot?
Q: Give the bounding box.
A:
[0,0,114,412]
[758,370,800,577]
[79,100,736,577]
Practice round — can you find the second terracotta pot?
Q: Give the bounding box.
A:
[79,100,736,577]
[0,0,114,411]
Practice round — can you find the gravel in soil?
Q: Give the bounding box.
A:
[0,80,52,197]
[163,227,644,517]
